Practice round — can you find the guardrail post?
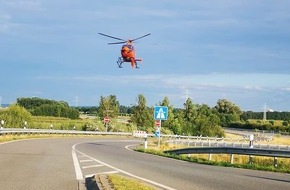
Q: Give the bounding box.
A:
[144,135,148,149]
[248,134,254,164]
[230,154,234,164]
[249,155,253,165]
[274,157,278,167]
[208,153,212,161]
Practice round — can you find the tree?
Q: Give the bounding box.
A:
[172,108,184,135]
[214,99,242,127]
[0,104,31,128]
[179,99,224,137]
[194,105,224,137]
[98,95,120,119]
[16,97,79,119]
[182,98,198,135]
[32,104,79,119]
[131,94,153,131]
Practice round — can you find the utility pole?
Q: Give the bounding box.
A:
[74,96,79,107]
[0,96,2,108]
[183,89,191,101]
[263,103,267,121]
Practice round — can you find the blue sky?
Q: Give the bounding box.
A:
[1,0,290,111]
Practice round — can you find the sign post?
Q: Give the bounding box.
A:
[104,116,110,132]
[249,134,254,164]
[154,106,168,149]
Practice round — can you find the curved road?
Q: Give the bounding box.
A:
[0,137,289,190]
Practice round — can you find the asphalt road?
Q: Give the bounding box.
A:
[0,138,87,190]
[75,139,290,190]
[0,137,289,190]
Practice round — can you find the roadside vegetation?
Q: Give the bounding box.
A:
[107,174,155,190]
[1,96,290,136]
[1,96,289,189]
[136,137,290,174]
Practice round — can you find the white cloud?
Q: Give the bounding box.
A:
[37,73,289,93]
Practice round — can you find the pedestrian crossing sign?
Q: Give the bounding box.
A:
[154,106,168,120]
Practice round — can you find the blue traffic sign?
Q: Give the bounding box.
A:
[154,106,168,120]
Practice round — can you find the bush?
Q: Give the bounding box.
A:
[227,122,285,132]
[269,120,274,125]
[282,121,288,126]
[0,104,31,128]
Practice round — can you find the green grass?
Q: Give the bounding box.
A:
[108,174,155,190]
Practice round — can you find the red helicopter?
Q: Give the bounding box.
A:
[98,33,151,69]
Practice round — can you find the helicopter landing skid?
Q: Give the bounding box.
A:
[116,57,139,69]
[116,57,123,68]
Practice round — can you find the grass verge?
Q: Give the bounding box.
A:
[135,147,290,174]
[108,174,156,190]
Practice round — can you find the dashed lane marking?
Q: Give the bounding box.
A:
[80,159,93,163]
[85,171,119,178]
[72,140,177,190]
[82,164,103,169]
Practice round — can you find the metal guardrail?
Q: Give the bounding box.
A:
[164,147,290,167]
[0,128,132,136]
[164,147,290,158]
[166,139,290,151]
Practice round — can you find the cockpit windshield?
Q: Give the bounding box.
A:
[122,44,134,51]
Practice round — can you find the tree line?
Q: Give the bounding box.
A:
[241,111,290,121]
[17,97,79,119]
[94,95,246,137]
[1,96,289,136]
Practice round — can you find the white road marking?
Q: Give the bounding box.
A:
[82,164,103,169]
[85,171,119,178]
[73,140,177,190]
[97,171,119,175]
[72,145,83,180]
[125,144,140,151]
[80,159,93,163]
[84,174,95,178]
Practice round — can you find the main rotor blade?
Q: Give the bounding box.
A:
[132,33,151,42]
[108,41,126,45]
[98,33,126,41]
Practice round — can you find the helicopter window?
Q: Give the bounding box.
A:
[122,44,134,50]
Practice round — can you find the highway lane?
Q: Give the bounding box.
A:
[0,137,289,190]
[0,138,89,190]
[75,139,290,190]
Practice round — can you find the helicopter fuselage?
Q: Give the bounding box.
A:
[121,44,135,61]
[120,43,141,68]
